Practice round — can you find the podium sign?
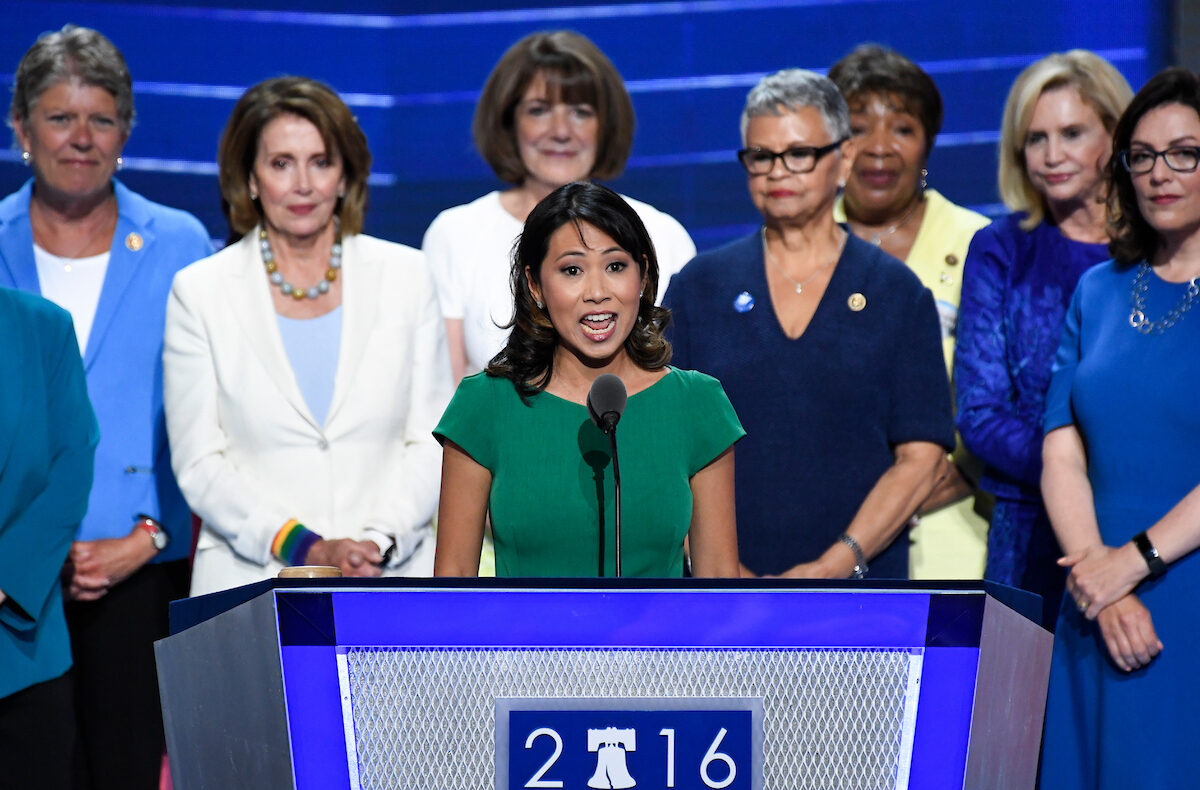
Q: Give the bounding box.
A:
[156,580,1050,790]
[497,697,763,790]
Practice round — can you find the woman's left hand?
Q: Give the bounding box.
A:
[1060,542,1148,620]
[64,532,158,601]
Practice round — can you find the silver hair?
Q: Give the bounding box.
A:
[740,68,850,145]
[8,25,134,136]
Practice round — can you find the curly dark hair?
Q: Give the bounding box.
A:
[827,43,943,158]
[1108,67,1200,264]
[486,181,671,399]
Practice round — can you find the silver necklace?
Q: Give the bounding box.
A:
[858,197,922,246]
[761,226,845,295]
[1129,261,1200,334]
[260,221,342,300]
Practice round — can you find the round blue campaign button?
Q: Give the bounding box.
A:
[733,291,755,313]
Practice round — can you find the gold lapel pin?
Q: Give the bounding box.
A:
[848,292,866,312]
[125,232,144,252]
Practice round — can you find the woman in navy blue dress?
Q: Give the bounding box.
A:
[1039,67,1200,789]
[665,69,953,579]
[953,51,1132,627]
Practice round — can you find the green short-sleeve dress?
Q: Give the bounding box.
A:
[434,368,745,577]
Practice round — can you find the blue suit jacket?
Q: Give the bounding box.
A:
[0,180,213,560]
[0,287,98,698]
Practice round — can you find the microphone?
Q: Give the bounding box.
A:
[587,374,627,576]
[587,374,627,435]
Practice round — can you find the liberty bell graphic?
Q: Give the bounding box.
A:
[586,727,637,789]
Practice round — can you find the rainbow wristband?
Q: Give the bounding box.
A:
[272,519,321,566]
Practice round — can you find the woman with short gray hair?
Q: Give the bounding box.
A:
[0,24,212,790]
[664,68,953,580]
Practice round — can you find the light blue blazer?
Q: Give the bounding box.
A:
[0,287,98,698]
[0,180,213,561]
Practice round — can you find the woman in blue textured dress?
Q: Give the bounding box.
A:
[1038,68,1200,789]
[954,51,1132,627]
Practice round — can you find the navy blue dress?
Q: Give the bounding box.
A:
[1039,261,1200,789]
[954,213,1108,625]
[664,231,953,578]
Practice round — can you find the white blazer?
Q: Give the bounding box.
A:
[164,230,452,595]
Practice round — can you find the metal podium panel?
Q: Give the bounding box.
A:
[340,646,921,790]
[159,581,1050,790]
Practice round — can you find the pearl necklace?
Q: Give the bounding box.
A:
[761,226,845,295]
[260,222,342,300]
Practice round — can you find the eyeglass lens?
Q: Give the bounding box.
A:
[1123,147,1200,174]
[740,148,817,174]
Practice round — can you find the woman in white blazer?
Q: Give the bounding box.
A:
[165,77,452,596]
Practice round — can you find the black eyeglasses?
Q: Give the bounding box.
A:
[1119,146,1200,174]
[737,138,848,175]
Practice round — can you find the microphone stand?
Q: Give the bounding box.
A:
[604,423,622,578]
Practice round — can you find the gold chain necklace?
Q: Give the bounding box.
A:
[761,226,845,295]
[852,196,923,246]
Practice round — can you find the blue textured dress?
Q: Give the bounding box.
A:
[954,213,1108,626]
[1038,261,1200,789]
[664,231,954,578]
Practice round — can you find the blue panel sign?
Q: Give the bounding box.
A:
[496,698,763,790]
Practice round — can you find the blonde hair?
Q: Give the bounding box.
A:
[998,50,1133,230]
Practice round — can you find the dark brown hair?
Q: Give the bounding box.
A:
[827,43,943,159]
[1108,67,1200,264]
[473,31,634,184]
[486,181,670,399]
[218,76,371,242]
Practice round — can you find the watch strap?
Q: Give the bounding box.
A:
[135,514,169,551]
[1132,531,1166,579]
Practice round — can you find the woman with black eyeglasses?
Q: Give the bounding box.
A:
[663,69,953,579]
[1038,68,1200,789]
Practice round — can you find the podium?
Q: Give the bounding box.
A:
[156,579,1051,789]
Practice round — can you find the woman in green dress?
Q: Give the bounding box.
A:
[434,182,743,577]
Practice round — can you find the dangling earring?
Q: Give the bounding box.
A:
[920,168,928,191]
[116,155,124,170]
[21,150,30,166]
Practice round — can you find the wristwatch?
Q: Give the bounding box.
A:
[135,514,170,551]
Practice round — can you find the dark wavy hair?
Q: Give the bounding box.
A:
[486,181,671,399]
[1108,68,1200,264]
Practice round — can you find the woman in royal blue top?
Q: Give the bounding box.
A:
[665,69,953,579]
[954,51,1132,626]
[1039,66,1200,790]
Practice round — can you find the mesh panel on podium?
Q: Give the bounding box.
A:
[344,646,916,790]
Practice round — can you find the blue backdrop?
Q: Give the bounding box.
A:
[0,0,1170,251]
